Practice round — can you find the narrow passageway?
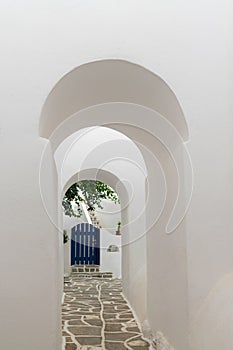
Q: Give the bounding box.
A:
[62,274,150,350]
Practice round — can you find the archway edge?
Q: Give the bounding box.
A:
[63,168,129,207]
[40,59,189,141]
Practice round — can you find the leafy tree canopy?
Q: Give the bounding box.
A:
[62,180,119,217]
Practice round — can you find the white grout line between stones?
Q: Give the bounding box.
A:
[96,281,106,350]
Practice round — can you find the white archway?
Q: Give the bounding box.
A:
[57,127,149,321]
[40,59,188,141]
[63,169,128,280]
[39,59,190,350]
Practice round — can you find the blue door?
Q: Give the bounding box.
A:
[71,223,100,265]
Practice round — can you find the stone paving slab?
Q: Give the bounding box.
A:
[62,275,150,350]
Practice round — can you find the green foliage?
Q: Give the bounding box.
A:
[63,230,69,244]
[62,183,83,218]
[63,180,119,217]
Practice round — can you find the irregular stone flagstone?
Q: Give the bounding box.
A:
[62,274,150,350]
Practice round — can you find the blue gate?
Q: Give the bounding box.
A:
[71,223,100,265]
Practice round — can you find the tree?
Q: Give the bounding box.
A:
[62,180,119,217]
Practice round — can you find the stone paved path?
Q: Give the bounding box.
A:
[62,275,150,350]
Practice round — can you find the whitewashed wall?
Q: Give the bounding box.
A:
[0,1,232,350]
[100,228,121,278]
[96,199,121,235]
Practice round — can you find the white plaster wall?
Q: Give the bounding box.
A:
[96,199,121,234]
[0,139,61,350]
[63,240,71,277]
[100,228,122,278]
[0,1,232,350]
[63,212,88,231]
[189,272,233,350]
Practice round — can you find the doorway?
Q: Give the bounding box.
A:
[71,223,100,265]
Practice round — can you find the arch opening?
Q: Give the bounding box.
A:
[62,174,126,282]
